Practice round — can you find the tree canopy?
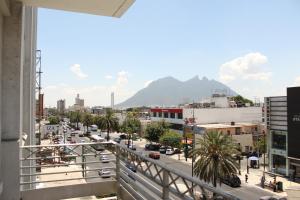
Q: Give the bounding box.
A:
[145,121,169,143]
[48,116,59,125]
[159,130,182,148]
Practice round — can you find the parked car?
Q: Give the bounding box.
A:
[98,169,111,178]
[149,152,160,159]
[67,136,72,141]
[113,137,121,143]
[125,162,137,172]
[174,148,181,154]
[70,132,76,136]
[120,134,127,139]
[166,148,175,155]
[78,132,84,137]
[259,196,287,200]
[100,155,109,163]
[145,144,160,151]
[220,174,241,187]
[159,146,167,154]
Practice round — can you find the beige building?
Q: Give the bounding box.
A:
[196,122,260,153]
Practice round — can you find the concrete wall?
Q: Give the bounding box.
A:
[232,134,253,152]
[184,107,262,124]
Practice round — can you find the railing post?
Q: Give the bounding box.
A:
[162,169,170,200]
[115,145,121,199]
[82,145,85,177]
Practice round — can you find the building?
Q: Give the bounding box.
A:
[265,87,300,177]
[75,93,84,107]
[57,99,66,113]
[195,122,261,153]
[111,92,114,109]
[91,106,105,115]
[150,106,262,132]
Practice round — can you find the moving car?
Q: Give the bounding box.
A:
[125,162,137,172]
[220,174,241,187]
[91,144,105,151]
[67,136,72,141]
[98,169,111,178]
[145,144,160,151]
[149,152,160,159]
[100,155,109,163]
[119,134,127,139]
[166,148,175,155]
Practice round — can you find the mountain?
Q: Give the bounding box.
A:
[117,76,238,108]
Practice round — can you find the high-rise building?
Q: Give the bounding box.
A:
[57,99,66,113]
[75,94,84,107]
[111,92,114,109]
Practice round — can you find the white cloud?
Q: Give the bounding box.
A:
[105,75,113,80]
[144,80,153,88]
[219,52,271,83]
[70,64,88,79]
[294,76,300,86]
[116,71,129,85]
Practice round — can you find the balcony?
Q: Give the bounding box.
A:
[19,142,239,200]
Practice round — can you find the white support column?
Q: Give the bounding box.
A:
[0,1,24,199]
[21,5,37,190]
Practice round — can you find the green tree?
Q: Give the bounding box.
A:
[232,95,254,106]
[254,136,267,154]
[190,131,239,190]
[69,111,82,130]
[121,112,141,147]
[159,130,182,148]
[144,121,169,143]
[48,116,59,125]
[82,113,93,133]
[97,108,119,141]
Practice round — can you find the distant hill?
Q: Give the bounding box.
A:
[117,76,238,108]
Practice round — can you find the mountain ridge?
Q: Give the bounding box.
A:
[117,76,238,108]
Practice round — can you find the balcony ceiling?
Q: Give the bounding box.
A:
[20,0,135,17]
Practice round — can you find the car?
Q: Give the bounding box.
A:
[100,155,110,163]
[220,174,241,187]
[149,152,160,159]
[113,137,121,143]
[91,144,105,151]
[70,132,76,136]
[166,148,175,155]
[259,196,287,200]
[159,146,167,154]
[63,129,67,133]
[67,136,72,141]
[125,162,137,172]
[119,134,127,139]
[80,139,85,143]
[174,148,181,154]
[78,133,84,137]
[98,169,111,178]
[145,144,160,151]
[129,144,136,150]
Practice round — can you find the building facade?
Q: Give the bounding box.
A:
[57,99,66,113]
[265,87,300,177]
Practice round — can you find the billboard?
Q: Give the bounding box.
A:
[287,87,300,159]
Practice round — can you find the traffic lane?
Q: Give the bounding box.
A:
[127,145,274,200]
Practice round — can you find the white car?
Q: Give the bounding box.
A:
[166,148,175,155]
[98,169,111,178]
[100,155,110,163]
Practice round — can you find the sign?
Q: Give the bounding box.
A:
[287,87,300,159]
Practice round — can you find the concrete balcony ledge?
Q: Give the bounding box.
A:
[20,0,135,17]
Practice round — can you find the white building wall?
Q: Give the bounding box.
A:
[184,107,262,124]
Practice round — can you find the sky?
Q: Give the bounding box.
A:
[38,0,300,107]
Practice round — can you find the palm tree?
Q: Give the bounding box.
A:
[69,111,82,130]
[121,112,141,148]
[190,131,239,189]
[82,113,93,134]
[97,108,119,141]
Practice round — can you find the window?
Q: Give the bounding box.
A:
[227,130,231,135]
[153,112,157,117]
[273,154,286,170]
[163,112,168,118]
[170,113,175,118]
[272,131,286,150]
[177,113,183,119]
[236,127,241,135]
[158,112,162,118]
